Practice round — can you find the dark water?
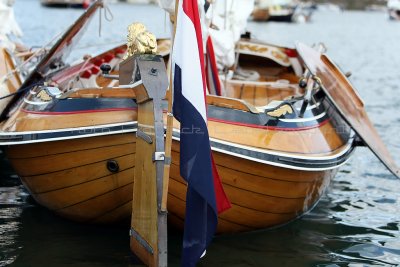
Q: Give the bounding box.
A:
[1,1,400,266]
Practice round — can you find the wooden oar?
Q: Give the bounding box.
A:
[296,42,400,179]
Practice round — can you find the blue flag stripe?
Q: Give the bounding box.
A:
[173,64,218,266]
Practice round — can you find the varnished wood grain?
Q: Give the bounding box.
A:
[224,82,297,107]
[166,141,335,232]
[9,143,136,176]
[21,154,135,194]
[5,110,137,132]
[1,40,356,234]
[131,100,159,266]
[170,150,324,197]
[8,131,335,232]
[32,167,133,210]
[56,182,133,222]
[90,200,132,224]
[62,87,137,99]
[207,119,345,154]
[7,133,136,158]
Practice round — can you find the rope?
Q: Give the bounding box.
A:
[99,6,102,37]
[0,81,43,100]
[104,4,114,21]
[0,31,63,82]
[98,3,114,37]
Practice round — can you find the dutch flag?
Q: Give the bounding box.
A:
[172,0,231,266]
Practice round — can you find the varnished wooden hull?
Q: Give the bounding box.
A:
[168,142,336,233]
[0,26,355,233]
[7,134,136,224]
[6,129,340,233]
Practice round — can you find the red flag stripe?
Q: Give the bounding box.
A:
[211,154,231,213]
[182,0,207,101]
[206,36,222,96]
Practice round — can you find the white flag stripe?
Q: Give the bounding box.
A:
[173,2,207,122]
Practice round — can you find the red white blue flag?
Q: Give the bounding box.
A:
[172,0,231,266]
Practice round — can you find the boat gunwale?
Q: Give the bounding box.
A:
[0,120,355,171]
[174,131,356,171]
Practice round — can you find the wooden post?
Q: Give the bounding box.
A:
[120,54,169,266]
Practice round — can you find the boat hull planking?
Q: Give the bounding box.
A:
[7,131,339,233]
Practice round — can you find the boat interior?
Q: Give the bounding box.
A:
[17,40,305,116]
[0,0,312,128]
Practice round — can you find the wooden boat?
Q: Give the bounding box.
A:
[252,0,313,23]
[41,0,92,8]
[125,0,158,4]
[0,1,398,234]
[365,4,387,12]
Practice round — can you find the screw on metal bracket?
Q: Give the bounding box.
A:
[149,68,158,76]
[153,151,165,162]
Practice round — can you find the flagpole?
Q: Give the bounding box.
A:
[161,0,179,212]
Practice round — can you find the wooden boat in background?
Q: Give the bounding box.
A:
[125,0,158,4]
[41,0,93,8]
[0,0,398,234]
[252,0,314,23]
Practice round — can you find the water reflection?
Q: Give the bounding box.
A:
[9,207,135,267]
[199,163,400,266]
[0,186,24,266]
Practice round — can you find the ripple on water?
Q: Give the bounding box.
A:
[343,243,400,265]
[0,188,24,267]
